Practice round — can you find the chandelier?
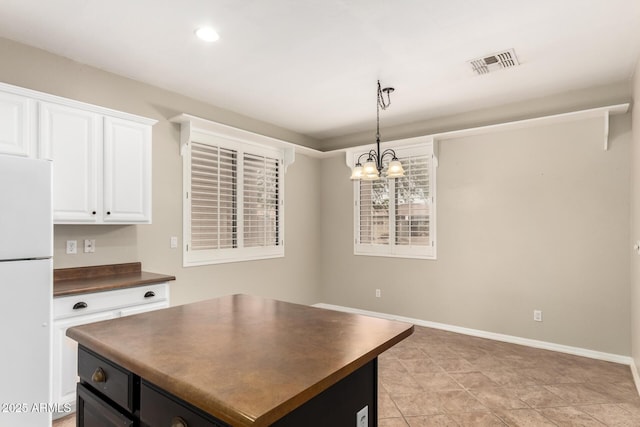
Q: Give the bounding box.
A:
[350,80,404,180]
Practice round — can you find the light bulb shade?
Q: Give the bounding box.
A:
[386,159,405,178]
[350,165,364,180]
[362,160,378,175]
[362,160,380,180]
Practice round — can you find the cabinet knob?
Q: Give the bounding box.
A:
[91,367,107,383]
[73,302,88,310]
[171,416,188,427]
[106,211,111,215]
[144,291,155,298]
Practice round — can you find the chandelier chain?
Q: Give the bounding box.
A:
[376,80,392,142]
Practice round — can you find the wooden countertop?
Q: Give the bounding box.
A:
[54,262,175,297]
[67,294,414,427]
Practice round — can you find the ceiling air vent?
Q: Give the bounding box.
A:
[468,49,519,75]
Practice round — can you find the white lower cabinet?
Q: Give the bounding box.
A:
[52,311,115,413]
[52,283,169,418]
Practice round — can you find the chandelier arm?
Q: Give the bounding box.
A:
[355,152,370,165]
[380,149,398,160]
[374,150,399,173]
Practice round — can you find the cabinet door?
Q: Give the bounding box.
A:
[0,91,33,157]
[141,381,230,427]
[77,383,134,427]
[103,117,152,223]
[40,102,101,223]
[52,311,116,410]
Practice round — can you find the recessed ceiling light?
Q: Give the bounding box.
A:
[195,26,219,42]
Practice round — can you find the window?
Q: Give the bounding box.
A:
[353,141,436,259]
[183,131,284,266]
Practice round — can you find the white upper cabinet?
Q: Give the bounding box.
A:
[0,82,157,225]
[48,109,154,224]
[0,91,34,157]
[103,117,152,223]
[40,102,101,223]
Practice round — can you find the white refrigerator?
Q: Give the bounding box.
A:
[0,155,53,426]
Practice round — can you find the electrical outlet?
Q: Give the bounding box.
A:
[533,310,543,322]
[170,236,178,249]
[84,239,95,253]
[66,240,77,255]
[356,405,368,427]
[375,289,381,298]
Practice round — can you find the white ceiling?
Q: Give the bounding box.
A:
[1,0,639,143]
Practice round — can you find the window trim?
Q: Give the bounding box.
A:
[176,115,294,267]
[348,138,437,260]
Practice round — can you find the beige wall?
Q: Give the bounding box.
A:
[0,37,322,306]
[321,116,632,355]
[3,36,635,356]
[631,59,640,371]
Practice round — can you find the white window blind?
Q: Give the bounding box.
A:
[190,142,237,250]
[359,167,390,245]
[243,152,280,248]
[354,141,436,259]
[395,154,431,247]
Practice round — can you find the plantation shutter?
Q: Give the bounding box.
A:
[359,179,389,245]
[243,153,281,247]
[190,141,237,250]
[395,154,431,246]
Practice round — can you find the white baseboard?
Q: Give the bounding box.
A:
[313,303,632,366]
[631,359,640,395]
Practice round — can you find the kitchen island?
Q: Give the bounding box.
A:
[67,294,413,426]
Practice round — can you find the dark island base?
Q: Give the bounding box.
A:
[273,359,376,427]
[76,345,378,427]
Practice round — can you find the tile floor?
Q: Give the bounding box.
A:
[379,326,640,426]
[53,325,640,427]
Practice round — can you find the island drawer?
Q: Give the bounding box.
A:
[78,346,136,412]
[77,383,134,427]
[140,381,230,427]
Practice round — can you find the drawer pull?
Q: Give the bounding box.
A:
[91,367,107,383]
[144,291,156,298]
[171,416,188,427]
[73,302,88,310]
